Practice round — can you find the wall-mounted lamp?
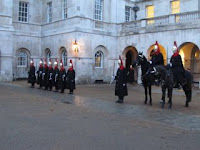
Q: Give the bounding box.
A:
[132,5,140,20]
[73,40,79,53]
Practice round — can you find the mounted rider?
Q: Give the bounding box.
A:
[170,41,187,87]
[149,41,164,85]
[150,41,164,66]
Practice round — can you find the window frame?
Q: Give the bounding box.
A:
[62,0,68,19]
[125,6,131,22]
[18,1,29,23]
[61,50,68,67]
[146,5,155,25]
[95,51,104,68]
[17,51,28,67]
[47,1,52,23]
[94,0,103,21]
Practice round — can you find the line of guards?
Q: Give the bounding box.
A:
[28,59,76,94]
[27,56,128,103]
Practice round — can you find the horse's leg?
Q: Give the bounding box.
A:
[183,85,192,107]
[168,87,173,109]
[144,85,148,104]
[160,86,166,108]
[149,85,152,105]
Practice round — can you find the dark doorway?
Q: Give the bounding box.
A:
[126,51,133,69]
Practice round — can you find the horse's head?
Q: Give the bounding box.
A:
[135,52,147,66]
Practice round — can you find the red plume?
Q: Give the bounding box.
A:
[154,41,160,55]
[172,41,179,57]
[60,60,64,71]
[69,60,73,71]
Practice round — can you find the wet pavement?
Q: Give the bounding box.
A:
[0,81,200,150]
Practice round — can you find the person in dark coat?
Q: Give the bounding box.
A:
[66,60,76,94]
[53,60,59,92]
[58,60,66,93]
[150,41,164,66]
[28,59,36,87]
[47,60,53,91]
[115,56,128,103]
[128,65,134,84]
[37,59,43,89]
[43,59,49,90]
[170,41,187,87]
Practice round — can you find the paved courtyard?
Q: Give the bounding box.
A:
[0,81,200,150]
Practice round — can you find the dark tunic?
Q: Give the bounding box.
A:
[28,66,36,84]
[151,53,164,66]
[48,67,53,88]
[115,68,128,97]
[53,67,59,88]
[170,54,185,83]
[37,66,43,85]
[43,67,49,88]
[66,69,76,90]
[59,69,67,90]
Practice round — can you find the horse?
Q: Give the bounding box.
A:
[134,52,154,105]
[149,65,193,108]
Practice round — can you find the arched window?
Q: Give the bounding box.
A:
[95,51,103,68]
[17,51,28,67]
[46,50,51,63]
[61,50,68,66]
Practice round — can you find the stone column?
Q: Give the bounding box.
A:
[0,0,14,81]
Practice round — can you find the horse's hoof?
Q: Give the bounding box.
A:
[160,100,163,105]
[185,104,189,107]
[144,101,147,104]
[149,102,152,106]
[168,106,172,109]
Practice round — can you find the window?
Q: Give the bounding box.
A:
[146,5,154,25]
[17,51,27,67]
[46,50,51,64]
[95,0,103,21]
[95,51,103,68]
[61,50,68,66]
[171,0,180,22]
[18,1,28,22]
[47,2,52,23]
[63,0,68,19]
[125,6,131,22]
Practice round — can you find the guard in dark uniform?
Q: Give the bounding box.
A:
[28,59,36,87]
[66,60,76,94]
[48,59,53,91]
[150,41,164,85]
[43,59,49,90]
[59,60,66,93]
[115,56,128,103]
[37,59,43,89]
[170,41,186,87]
[150,41,164,66]
[53,59,59,92]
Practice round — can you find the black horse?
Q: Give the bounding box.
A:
[149,65,193,108]
[134,52,153,105]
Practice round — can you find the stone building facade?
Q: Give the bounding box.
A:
[0,0,200,83]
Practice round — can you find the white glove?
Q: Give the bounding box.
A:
[149,61,152,64]
[123,84,126,86]
[170,63,172,67]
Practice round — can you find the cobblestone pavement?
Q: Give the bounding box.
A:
[0,81,200,150]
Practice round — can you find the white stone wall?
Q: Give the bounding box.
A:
[0,0,200,83]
